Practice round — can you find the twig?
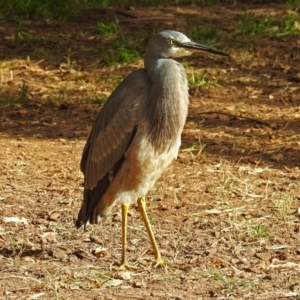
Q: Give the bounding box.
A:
[120,17,175,22]
[116,10,175,21]
[198,110,271,127]
[2,275,42,283]
[116,10,137,19]
[243,292,299,299]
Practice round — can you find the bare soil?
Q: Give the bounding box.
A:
[0,3,300,300]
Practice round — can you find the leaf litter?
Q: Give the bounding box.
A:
[0,2,300,300]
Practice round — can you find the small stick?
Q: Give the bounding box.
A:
[198,110,271,127]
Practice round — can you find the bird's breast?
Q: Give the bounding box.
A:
[113,135,181,204]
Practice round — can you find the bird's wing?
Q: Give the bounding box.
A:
[81,69,149,190]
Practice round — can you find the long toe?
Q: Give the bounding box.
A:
[153,257,173,269]
[119,262,138,271]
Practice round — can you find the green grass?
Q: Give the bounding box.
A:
[98,75,125,90]
[197,267,257,291]
[88,0,112,6]
[0,0,80,20]
[189,24,219,42]
[245,220,269,238]
[93,94,108,104]
[0,81,30,105]
[110,45,140,64]
[287,0,300,5]
[274,193,293,220]
[234,13,278,36]
[98,36,143,65]
[14,20,47,45]
[187,68,219,89]
[202,0,220,5]
[95,19,119,37]
[234,11,300,37]
[279,13,300,36]
[0,0,172,19]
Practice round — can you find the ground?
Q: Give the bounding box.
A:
[0,2,300,300]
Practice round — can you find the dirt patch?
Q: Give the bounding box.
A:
[0,3,300,299]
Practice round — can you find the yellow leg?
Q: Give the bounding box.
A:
[120,203,137,271]
[137,195,166,267]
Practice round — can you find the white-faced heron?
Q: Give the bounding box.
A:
[76,30,229,269]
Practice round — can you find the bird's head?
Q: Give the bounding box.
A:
[146,30,229,59]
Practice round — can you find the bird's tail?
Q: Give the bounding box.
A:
[75,175,111,228]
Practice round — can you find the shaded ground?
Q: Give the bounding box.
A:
[0,2,300,300]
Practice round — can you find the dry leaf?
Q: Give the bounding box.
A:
[94,247,108,257]
[49,212,60,221]
[4,217,28,224]
[26,293,45,300]
[106,279,123,287]
[90,235,102,244]
[114,271,131,280]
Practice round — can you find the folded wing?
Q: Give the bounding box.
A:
[76,69,150,227]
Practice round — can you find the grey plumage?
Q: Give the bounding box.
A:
[76,30,229,268]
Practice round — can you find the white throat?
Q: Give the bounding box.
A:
[169,47,193,58]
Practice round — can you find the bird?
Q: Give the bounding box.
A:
[76,30,229,270]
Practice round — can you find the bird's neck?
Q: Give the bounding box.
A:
[144,58,189,150]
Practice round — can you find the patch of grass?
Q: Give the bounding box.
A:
[113,45,140,64]
[18,81,29,102]
[44,269,61,299]
[56,87,69,103]
[95,19,119,37]
[197,267,257,291]
[234,12,299,37]
[274,193,293,220]
[93,94,108,104]
[28,48,54,60]
[287,0,300,6]
[82,0,173,7]
[13,20,48,46]
[189,24,219,42]
[99,75,124,91]
[245,220,269,238]
[14,20,32,44]
[97,94,108,104]
[88,0,112,6]
[0,81,30,105]
[45,265,111,292]
[99,37,142,65]
[212,174,234,202]
[182,143,206,158]
[0,0,178,20]
[0,0,79,20]
[64,52,76,69]
[279,13,300,36]
[202,0,220,5]
[150,273,181,283]
[187,69,219,89]
[8,233,25,259]
[234,13,278,36]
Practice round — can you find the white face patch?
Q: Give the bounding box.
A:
[169,46,193,58]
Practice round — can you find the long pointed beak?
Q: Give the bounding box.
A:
[180,41,230,57]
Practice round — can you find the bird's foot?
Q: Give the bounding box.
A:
[119,262,138,271]
[153,256,173,269]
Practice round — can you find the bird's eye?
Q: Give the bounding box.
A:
[170,39,176,45]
